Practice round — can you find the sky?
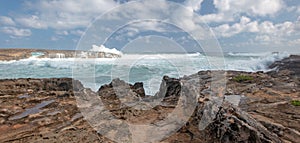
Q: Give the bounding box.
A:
[0,0,299,53]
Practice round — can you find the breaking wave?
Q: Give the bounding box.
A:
[0,52,290,94]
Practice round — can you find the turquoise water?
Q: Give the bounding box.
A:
[0,52,289,94]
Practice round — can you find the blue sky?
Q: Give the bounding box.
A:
[0,0,299,53]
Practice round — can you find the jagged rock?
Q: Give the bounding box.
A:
[95,73,293,142]
[132,82,145,97]
[269,55,300,77]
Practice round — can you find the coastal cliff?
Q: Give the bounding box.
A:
[0,55,299,142]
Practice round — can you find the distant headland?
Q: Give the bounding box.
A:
[0,46,122,61]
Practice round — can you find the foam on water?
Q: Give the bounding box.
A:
[225,52,290,72]
[227,52,271,57]
[0,52,290,95]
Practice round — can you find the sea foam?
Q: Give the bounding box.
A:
[0,52,290,94]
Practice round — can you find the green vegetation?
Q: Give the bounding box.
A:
[291,100,300,106]
[233,75,254,82]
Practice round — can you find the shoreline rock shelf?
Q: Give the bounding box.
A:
[0,56,299,142]
[0,48,121,61]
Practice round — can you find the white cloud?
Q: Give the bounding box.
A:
[17,0,119,30]
[55,30,69,36]
[184,0,204,12]
[213,0,284,16]
[130,21,170,33]
[297,6,300,13]
[295,16,300,30]
[53,29,84,36]
[51,36,59,41]
[15,15,47,29]
[100,0,216,41]
[288,38,300,46]
[240,16,251,24]
[112,20,176,41]
[170,4,208,38]
[255,35,271,42]
[259,21,294,36]
[70,30,85,36]
[1,27,32,37]
[213,16,258,37]
[200,0,285,23]
[259,21,275,34]
[0,16,15,26]
[213,16,296,38]
[199,13,232,23]
[212,14,300,50]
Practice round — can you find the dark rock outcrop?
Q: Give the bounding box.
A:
[269,55,300,77]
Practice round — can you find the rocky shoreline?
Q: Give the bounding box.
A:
[0,48,121,61]
[0,55,299,142]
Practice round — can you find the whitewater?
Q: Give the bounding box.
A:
[0,52,290,95]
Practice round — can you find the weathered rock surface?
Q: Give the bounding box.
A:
[0,78,109,142]
[269,55,300,77]
[0,56,299,142]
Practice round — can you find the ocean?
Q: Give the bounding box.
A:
[0,52,290,95]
